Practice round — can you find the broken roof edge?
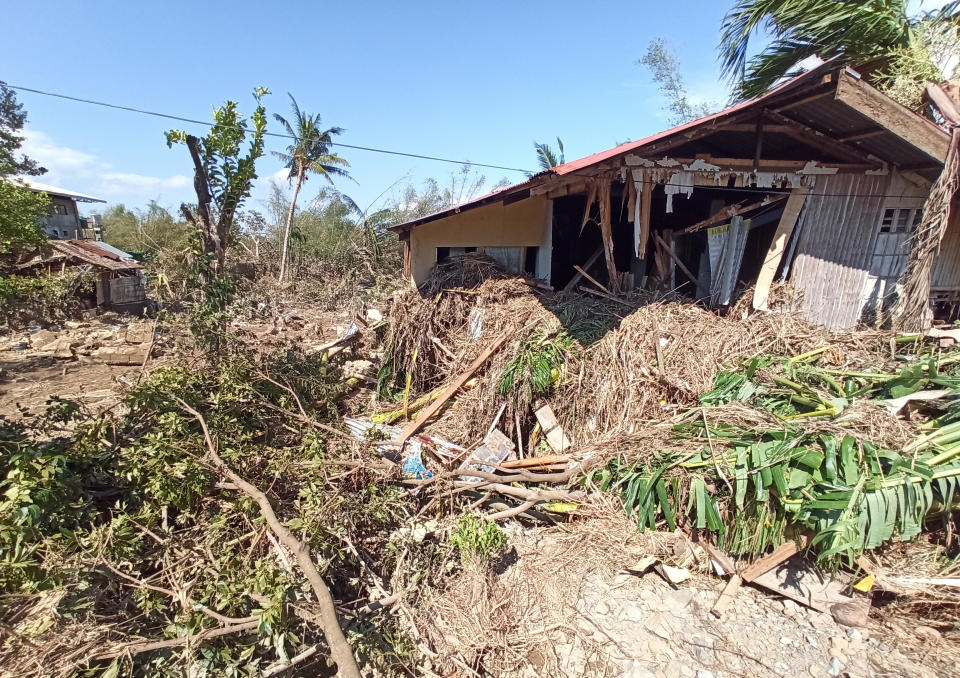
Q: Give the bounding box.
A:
[390,62,949,233]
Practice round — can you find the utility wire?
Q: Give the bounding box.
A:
[8,84,938,200]
[8,84,534,174]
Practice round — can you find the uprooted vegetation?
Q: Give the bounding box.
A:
[1,253,959,677]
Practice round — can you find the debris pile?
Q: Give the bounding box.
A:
[348,255,960,664]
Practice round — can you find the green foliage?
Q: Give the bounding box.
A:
[719,0,960,103]
[532,137,565,173]
[0,269,95,327]
[596,346,960,567]
[498,330,573,399]
[0,338,420,675]
[167,88,269,279]
[0,81,46,177]
[0,180,50,254]
[641,39,717,125]
[450,513,506,564]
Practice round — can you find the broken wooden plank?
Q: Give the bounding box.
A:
[703,543,737,577]
[534,404,571,451]
[653,232,701,289]
[389,327,515,447]
[636,174,653,263]
[751,556,851,612]
[711,574,741,619]
[740,536,809,583]
[752,186,810,311]
[682,195,787,234]
[573,264,612,295]
[562,247,603,293]
[597,177,619,294]
[501,455,569,469]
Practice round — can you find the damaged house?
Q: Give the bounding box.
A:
[391,63,955,329]
[16,239,147,314]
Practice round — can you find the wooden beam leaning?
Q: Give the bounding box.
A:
[835,72,949,163]
[562,246,603,293]
[752,186,810,310]
[388,326,516,447]
[653,232,701,289]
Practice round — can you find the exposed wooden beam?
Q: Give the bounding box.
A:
[761,108,880,165]
[772,89,834,113]
[753,117,765,172]
[753,186,810,311]
[834,71,949,163]
[836,128,885,143]
[682,194,787,234]
[661,157,880,173]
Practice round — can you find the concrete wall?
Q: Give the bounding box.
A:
[409,195,551,283]
[42,197,80,239]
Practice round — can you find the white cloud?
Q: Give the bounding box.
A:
[18,128,192,210]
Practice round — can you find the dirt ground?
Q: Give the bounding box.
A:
[420,512,956,678]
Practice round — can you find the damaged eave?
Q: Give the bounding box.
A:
[834,70,950,164]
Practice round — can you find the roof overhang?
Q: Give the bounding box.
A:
[11,179,106,203]
[391,64,949,234]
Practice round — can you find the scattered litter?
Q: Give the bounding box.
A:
[402,447,433,479]
[459,428,517,481]
[622,555,691,586]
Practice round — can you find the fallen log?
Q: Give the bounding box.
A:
[177,399,362,678]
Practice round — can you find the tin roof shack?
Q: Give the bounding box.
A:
[17,239,147,314]
[392,64,955,330]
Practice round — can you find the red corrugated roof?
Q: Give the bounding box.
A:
[391,63,837,232]
[50,240,141,271]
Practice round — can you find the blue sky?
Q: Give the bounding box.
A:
[1,1,944,217]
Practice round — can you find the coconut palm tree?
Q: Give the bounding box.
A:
[534,137,565,172]
[273,94,350,281]
[719,0,960,103]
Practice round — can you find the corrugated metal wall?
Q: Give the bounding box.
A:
[108,276,146,305]
[931,206,960,291]
[790,174,889,329]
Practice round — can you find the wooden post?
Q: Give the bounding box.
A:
[400,231,411,279]
[752,186,809,310]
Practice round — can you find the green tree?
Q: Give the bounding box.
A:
[166,88,269,349]
[0,81,49,256]
[166,88,269,277]
[719,0,960,103]
[533,137,565,171]
[0,82,46,178]
[0,180,50,254]
[641,39,718,125]
[272,94,350,281]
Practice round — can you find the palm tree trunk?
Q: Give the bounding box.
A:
[278,168,304,281]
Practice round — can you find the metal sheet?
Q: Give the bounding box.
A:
[790,174,889,329]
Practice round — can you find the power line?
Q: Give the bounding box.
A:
[8,84,534,174]
[9,84,937,200]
